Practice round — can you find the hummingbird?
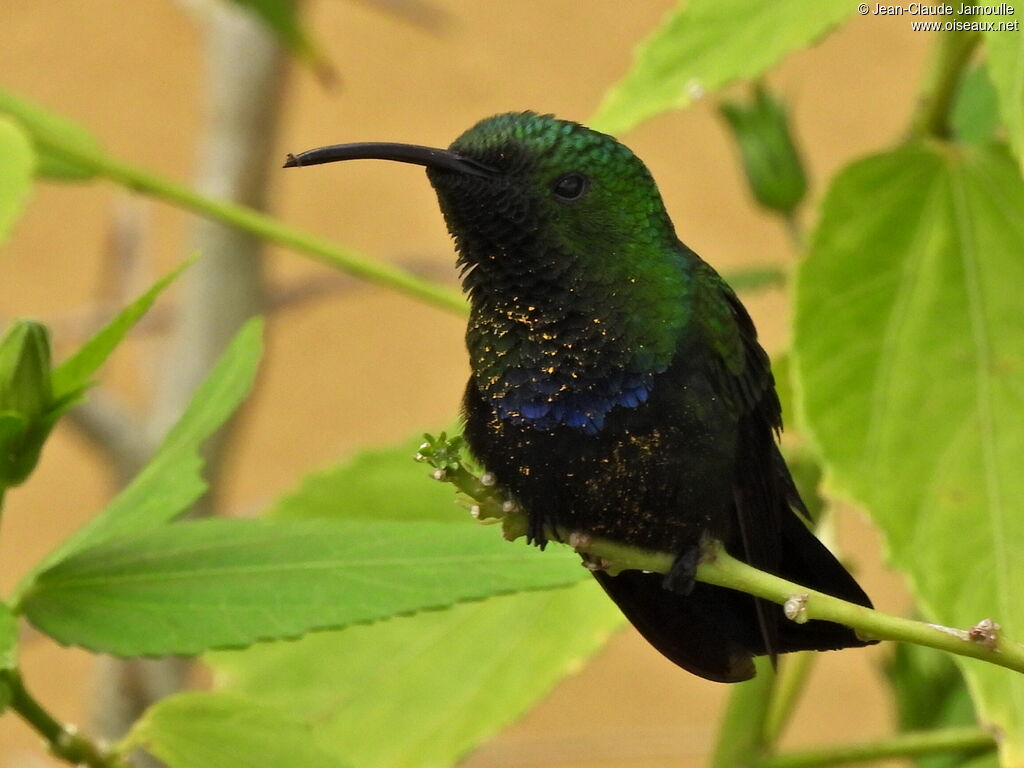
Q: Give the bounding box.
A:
[285,112,874,682]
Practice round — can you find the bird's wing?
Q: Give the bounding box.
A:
[692,259,789,658]
[692,260,781,432]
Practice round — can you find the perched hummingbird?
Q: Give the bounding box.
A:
[285,112,874,682]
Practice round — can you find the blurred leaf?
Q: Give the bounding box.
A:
[0,88,100,180]
[228,0,330,77]
[122,691,342,768]
[983,9,1024,172]
[592,0,852,135]
[21,516,586,656]
[886,644,996,768]
[953,65,1000,144]
[269,434,461,523]
[51,258,194,401]
[0,118,35,244]
[794,143,1024,763]
[211,581,622,768]
[17,318,263,593]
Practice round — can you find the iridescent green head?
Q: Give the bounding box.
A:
[426,112,680,297]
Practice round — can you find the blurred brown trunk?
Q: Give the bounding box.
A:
[88,3,288,763]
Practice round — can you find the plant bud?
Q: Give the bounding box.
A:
[0,319,54,487]
[0,320,51,420]
[719,84,807,216]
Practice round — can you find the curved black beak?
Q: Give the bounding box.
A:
[283,142,497,178]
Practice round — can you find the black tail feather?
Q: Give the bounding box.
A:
[592,570,758,682]
[592,508,875,682]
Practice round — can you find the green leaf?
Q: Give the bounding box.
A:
[122,691,342,768]
[983,9,1024,172]
[794,144,1024,763]
[0,118,35,244]
[20,516,586,656]
[228,0,329,75]
[203,433,621,766]
[210,582,622,768]
[51,258,194,400]
[268,434,462,523]
[0,88,101,180]
[953,65,1000,145]
[592,0,853,135]
[17,317,263,591]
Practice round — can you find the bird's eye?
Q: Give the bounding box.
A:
[552,172,589,202]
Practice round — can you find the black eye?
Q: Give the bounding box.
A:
[552,172,589,201]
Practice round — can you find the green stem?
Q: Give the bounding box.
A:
[755,726,995,768]
[699,544,1024,674]
[35,136,469,317]
[32,130,782,318]
[783,212,804,253]
[911,27,981,140]
[762,651,817,746]
[422,443,1024,677]
[4,671,130,768]
[711,657,776,768]
[564,535,1024,674]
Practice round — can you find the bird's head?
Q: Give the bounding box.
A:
[285,112,680,301]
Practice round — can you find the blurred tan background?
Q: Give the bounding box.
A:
[0,1,925,766]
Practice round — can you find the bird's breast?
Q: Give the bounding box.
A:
[466,302,666,434]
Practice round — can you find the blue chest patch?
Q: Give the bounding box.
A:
[490,369,656,435]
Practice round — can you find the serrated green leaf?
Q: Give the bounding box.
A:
[21,516,586,656]
[0,118,35,245]
[592,0,852,135]
[983,9,1024,173]
[953,65,1001,145]
[51,259,193,400]
[268,434,462,523]
[122,691,342,768]
[210,582,622,768]
[0,88,100,180]
[794,143,1024,764]
[16,318,263,592]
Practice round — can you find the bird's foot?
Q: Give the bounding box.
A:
[662,545,701,596]
[526,513,549,550]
